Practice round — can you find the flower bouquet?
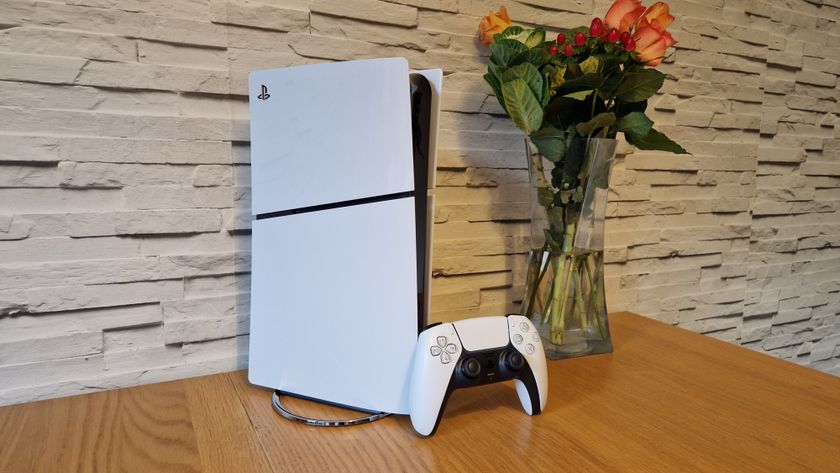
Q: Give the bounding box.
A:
[478,1,688,358]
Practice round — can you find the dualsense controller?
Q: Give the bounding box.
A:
[408,315,548,436]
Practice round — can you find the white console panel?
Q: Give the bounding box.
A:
[249,57,414,215]
[248,197,418,414]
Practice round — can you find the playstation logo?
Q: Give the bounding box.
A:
[257,84,270,101]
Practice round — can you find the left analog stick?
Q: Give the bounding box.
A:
[461,357,481,378]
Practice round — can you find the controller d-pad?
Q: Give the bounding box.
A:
[430,334,457,364]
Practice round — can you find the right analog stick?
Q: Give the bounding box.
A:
[505,351,525,371]
[462,357,481,378]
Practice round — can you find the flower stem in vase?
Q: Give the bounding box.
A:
[574,264,588,331]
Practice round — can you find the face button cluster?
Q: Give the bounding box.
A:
[510,318,538,355]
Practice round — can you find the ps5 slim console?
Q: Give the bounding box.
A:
[409,315,548,436]
[248,58,441,415]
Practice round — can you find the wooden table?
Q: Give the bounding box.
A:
[2,312,839,472]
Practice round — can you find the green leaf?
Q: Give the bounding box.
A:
[502,63,544,104]
[616,111,653,140]
[565,61,583,79]
[544,96,588,129]
[547,207,565,231]
[543,228,562,252]
[529,126,570,162]
[542,64,566,88]
[493,25,524,43]
[501,79,543,134]
[540,72,551,106]
[625,127,689,154]
[555,73,604,94]
[497,39,529,53]
[614,69,665,103]
[488,63,505,82]
[537,187,554,207]
[563,90,593,101]
[615,99,647,118]
[598,54,623,74]
[561,134,586,188]
[571,186,584,203]
[598,73,622,99]
[575,112,616,137]
[510,48,552,68]
[483,73,508,114]
[523,28,546,48]
[579,56,599,75]
[490,41,526,67]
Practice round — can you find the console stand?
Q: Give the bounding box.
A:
[271,391,391,427]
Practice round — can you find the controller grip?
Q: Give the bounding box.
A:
[408,329,459,436]
[410,381,451,436]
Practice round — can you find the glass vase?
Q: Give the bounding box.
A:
[521,137,617,360]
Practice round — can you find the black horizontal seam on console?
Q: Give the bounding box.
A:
[255,191,415,220]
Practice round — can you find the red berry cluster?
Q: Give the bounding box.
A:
[591,17,635,51]
[547,31,576,57]
[548,17,636,56]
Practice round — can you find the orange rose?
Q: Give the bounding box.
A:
[633,18,677,66]
[479,6,512,45]
[604,0,646,34]
[640,2,674,31]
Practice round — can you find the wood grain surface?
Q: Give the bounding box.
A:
[2,312,840,472]
[0,373,272,473]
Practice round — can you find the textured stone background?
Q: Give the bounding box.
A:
[0,0,838,405]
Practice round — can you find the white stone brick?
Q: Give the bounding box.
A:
[310,0,417,27]
[0,136,60,163]
[0,354,104,394]
[122,186,232,210]
[0,257,159,289]
[311,13,449,51]
[104,345,183,372]
[184,274,250,299]
[115,210,222,235]
[0,217,34,241]
[137,40,228,70]
[0,332,102,365]
[160,251,250,277]
[76,61,229,94]
[211,0,309,31]
[59,162,197,188]
[0,52,86,84]
[0,27,136,62]
[104,324,167,354]
[162,294,244,320]
[60,138,231,165]
[0,304,162,342]
[182,334,249,363]
[164,315,248,344]
[193,165,232,187]
[22,2,228,47]
[0,188,121,213]
[0,236,139,263]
